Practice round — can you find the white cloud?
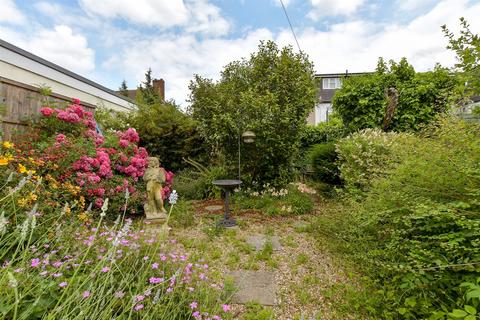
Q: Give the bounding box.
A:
[308,0,365,19]
[79,0,229,35]
[0,0,26,25]
[278,0,479,74]
[105,29,273,105]
[1,25,95,74]
[397,0,438,12]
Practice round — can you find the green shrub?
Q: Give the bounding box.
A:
[335,128,411,193]
[173,160,229,200]
[328,117,480,318]
[300,116,345,150]
[308,142,341,184]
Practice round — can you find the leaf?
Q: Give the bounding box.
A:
[464,305,476,315]
[398,307,408,315]
[466,289,480,301]
[448,309,468,318]
[405,296,417,308]
[464,316,476,320]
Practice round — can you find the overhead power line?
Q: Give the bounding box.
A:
[279,0,302,53]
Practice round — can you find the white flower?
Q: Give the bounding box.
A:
[19,218,29,241]
[0,212,8,235]
[169,190,178,205]
[100,198,109,217]
[8,272,17,288]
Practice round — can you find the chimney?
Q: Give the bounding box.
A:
[152,78,165,101]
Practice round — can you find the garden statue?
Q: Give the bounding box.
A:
[143,157,168,220]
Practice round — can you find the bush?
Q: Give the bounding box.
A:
[95,103,209,172]
[326,117,480,318]
[308,142,341,185]
[335,128,411,193]
[8,99,163,218]
[300,116,345,150]
[189,40,318,188]
[333,58,460,133]
[173,160,229,200]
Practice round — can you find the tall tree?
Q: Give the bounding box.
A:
[442,17,480,95]
[138,68,160,106]
[189,40,317,187]
[118,80,129,97]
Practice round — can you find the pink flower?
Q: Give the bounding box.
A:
[135,295,145,302]
[94,198,104,208]
[149,277,163,284]
[82,291,91,298]
[151,262,159,269]
[31,258,40,268]
[222,305,231,313]
[72,98,81,105]
[133,304,144,311]
[114,291,125,298]
[193,311,201,319]
[119,139,129,148]
[189,301,198,309]
[59,282,68,288]
[166,287,173,293]
[166,171,174,184]
[101,267,110,273]
[40,107,55,116]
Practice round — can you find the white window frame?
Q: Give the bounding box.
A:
[322,77,342,89]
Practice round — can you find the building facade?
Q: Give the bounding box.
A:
[307,72,370,125]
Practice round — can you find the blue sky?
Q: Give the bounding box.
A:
[1,0,479,105]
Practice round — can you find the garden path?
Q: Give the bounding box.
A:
[167,200,359,320]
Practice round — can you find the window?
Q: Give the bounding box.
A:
[322,78,342,89]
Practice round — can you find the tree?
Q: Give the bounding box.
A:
[118,80,129,97]
[442,17,480,95]
[188,40,318,187]
[138,68,160,106]
[333,57,460,132]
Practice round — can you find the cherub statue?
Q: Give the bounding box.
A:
[143,157,167,220]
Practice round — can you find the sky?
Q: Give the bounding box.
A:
[1,0,479,106]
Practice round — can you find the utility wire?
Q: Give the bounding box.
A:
[279,0,302,53]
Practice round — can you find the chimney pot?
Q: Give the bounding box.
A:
[152,78,165,102]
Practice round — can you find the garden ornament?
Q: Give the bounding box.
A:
[143,157,168,220]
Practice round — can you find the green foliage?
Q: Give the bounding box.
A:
[137,68,161,105]
[95,103,209,172]
[118,79,129,97]
[300,116,345,150]
[234,184,314,216]
[335,128,411,193]
[321,117,480,319]
[189,40,318,187]
[442,18,480,95]
[169,200,195,228]
[333,58,460,132]
[173,159,229,200]
[308,142,341,184]
[242,302,274,320]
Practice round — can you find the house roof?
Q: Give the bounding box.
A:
[0,39,135,105]
[315,72,373,78]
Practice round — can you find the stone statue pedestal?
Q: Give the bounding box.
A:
[144,218,170,242]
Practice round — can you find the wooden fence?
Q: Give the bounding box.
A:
[0,77,95,141]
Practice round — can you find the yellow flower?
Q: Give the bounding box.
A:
[0,158,9,166]
[18,163,36,175]
[2,141,14,149]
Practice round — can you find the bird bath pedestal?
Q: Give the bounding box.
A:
[212,179,242,227]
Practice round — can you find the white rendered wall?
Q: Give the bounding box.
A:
[0,47,134,111]
[315,103,332,124]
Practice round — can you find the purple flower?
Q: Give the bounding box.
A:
[133,304,144,311]
[82,291,91,298]
[149,277,163,284]
[31,258,40,268]
[101,267,110,273]
[151,262,159,269]
[222,304,231,313]
[193,311,201,319]
[189,301,198,309]
[135,295,145,302]
[59,282,68,288]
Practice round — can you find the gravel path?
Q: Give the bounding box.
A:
[169,203,358,320]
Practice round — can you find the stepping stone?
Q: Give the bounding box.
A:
[205,205,223,212]
[246,234,281,251]
[228,270,276,306]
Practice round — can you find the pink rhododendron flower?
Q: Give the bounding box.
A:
[119,139,129,148]
[40,107,55,116]
[94,198,104,208]
[72,98,81,105]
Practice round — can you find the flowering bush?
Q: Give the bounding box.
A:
[335,128,412,193]
[7,99,174,217]
[0,175,230,320]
